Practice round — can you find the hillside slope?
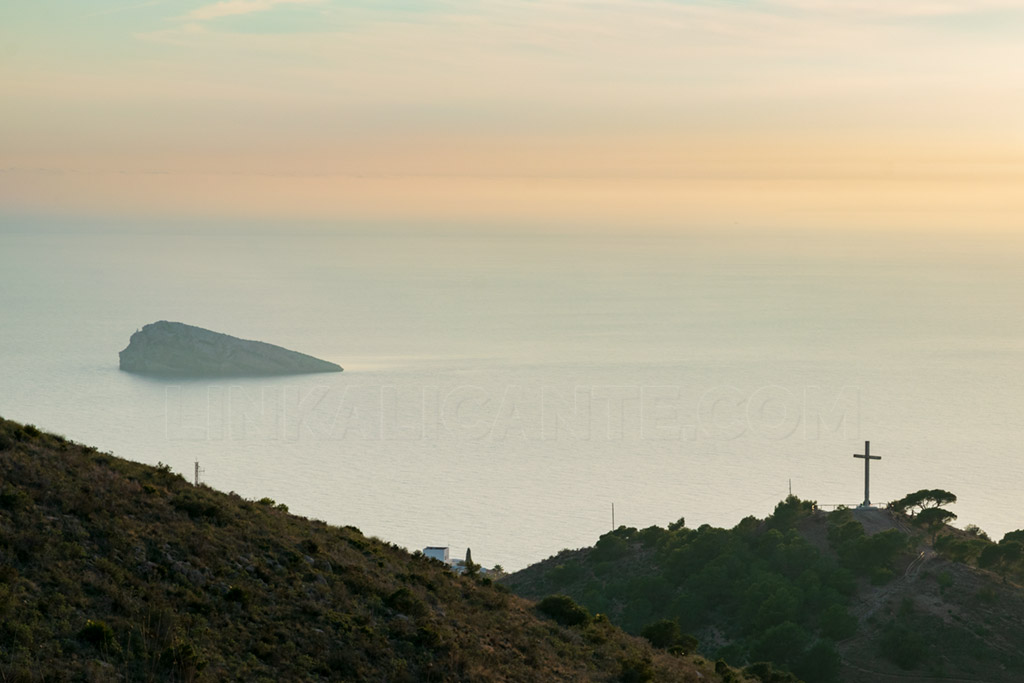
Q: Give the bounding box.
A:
[0,416,741,682]
[504,499,1024,683]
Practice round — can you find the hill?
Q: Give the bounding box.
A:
[504,498,1024,683]
[0,416,749,682]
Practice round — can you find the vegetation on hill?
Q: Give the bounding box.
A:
[0,416,750,682]
[505,494,1024,683]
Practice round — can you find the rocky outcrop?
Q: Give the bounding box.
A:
[119,321,342,377]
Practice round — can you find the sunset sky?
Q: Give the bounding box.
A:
[3,0,1024,230]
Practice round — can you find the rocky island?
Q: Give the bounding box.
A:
[119,321,343,377]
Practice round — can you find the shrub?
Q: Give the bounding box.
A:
[171,492,224,522]
[592,533,629,562]
[385,587,427,617]
[160,639,207,678]
[871,567,895,585]
[618,654,654,683]
[879,623,925,669]
[637,525,667,547]
[796,639,841,683]
[78,619,116,651]
[667,517,687,532]
[537,595,591,626]
[641,619,681,649]
[750,620,811,671]
[547,562,584,586]
[820,604,857,640]
[0,487,33,512]
[743,661,801,682]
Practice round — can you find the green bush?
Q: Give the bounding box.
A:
[641,619,681,649]
[592,533,629,562]
[743,661,802,683]
[879,623,925,669]
[618,654,654,682]
[78,619,116,651]
[385,587,427,617]
[547,562,584,586]
[0,487,33,512]
[537,594,591,626]
[820,604,857,640]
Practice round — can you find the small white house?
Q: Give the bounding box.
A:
[423,546,450,563]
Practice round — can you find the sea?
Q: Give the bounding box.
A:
[2,225,1023,571]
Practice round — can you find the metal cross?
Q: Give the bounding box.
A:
[853,440,880,507]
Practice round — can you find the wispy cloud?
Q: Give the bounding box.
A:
[766,0,1024,15]
[187,0,323,22]
[84,0,164,19]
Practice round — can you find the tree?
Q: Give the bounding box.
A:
[667,517,687,532]
[891,489,957,517]
[820,604,857,640]
[641,619,682,649]
[796,639,842,683]
[979,541,1022,577]
[1001,529,1024,545]
[978,543,1003,571]
[591,532,629,562]
[879,623,925,669]
[770,495,816,530]
[464,547,479,577]
[913,507,957,543]
[858,529,909,571]
[1001,541,1022,566]
[750,621,811,672]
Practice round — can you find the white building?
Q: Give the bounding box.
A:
[423,545,499,575]
[423,546,450,563]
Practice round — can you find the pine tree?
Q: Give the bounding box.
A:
[464,547,479,577]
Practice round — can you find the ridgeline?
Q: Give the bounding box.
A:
[503,496,1024,683]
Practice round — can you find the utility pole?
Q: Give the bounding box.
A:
[611,502,615,530]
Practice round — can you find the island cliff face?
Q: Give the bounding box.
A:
[119,321,343,377]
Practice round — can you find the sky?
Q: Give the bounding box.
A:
[3,0,1024,231]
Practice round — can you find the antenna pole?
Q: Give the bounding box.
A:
[611,502,615,530]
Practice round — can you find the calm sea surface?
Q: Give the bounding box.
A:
[2,227,1023,570]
